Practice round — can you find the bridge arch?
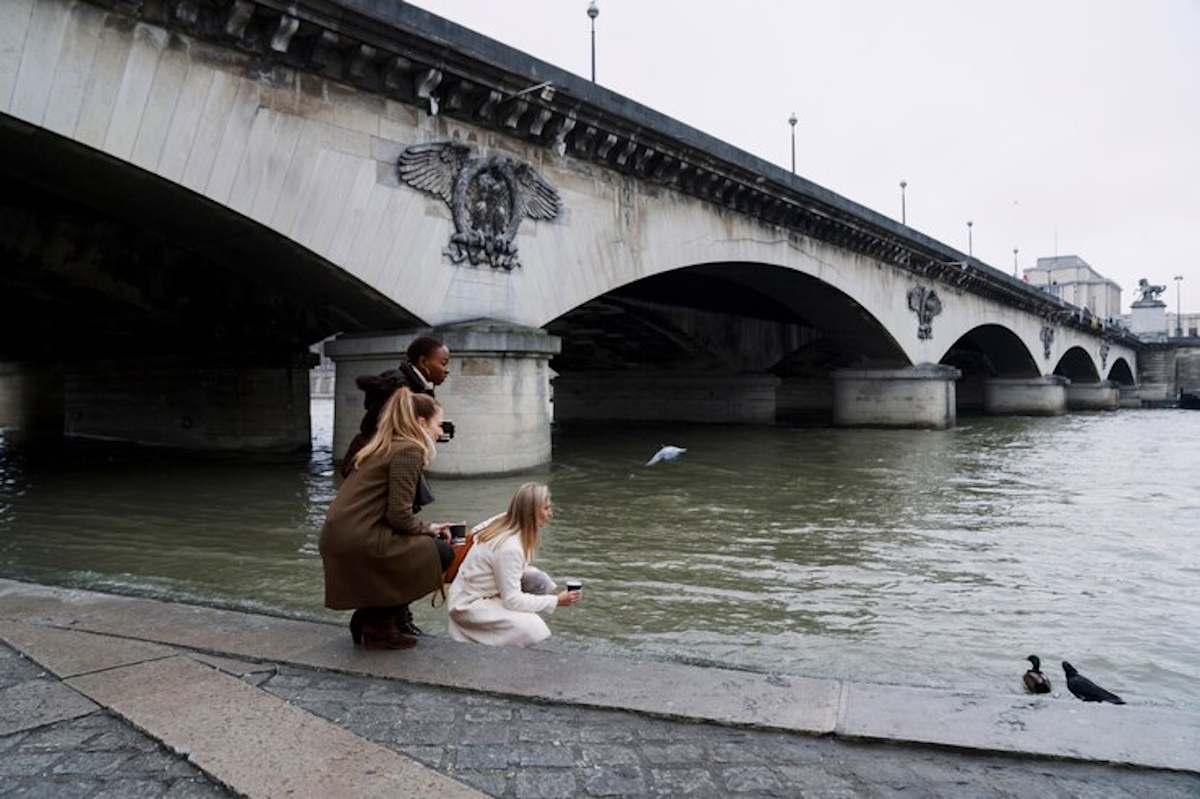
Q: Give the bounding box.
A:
[1108,358,1136,386]
[546,261,908,423]
[939,324,1039,379]
[548,262,906,370]
[0,119,419,364]
[937,324,1038,414]
[1054,346,1101,382]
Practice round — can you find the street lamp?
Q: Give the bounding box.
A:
[1176,275,1184,337]
[1013,247,1019,278]
[587,1,599,83]
[967,220,973,256]
[788,112,797,174]
[899,180,907,225]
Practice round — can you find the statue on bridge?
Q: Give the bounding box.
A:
[1135,278,1166,304]
[398,142,562,271]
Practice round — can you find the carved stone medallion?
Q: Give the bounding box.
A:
[1100,343,1110,370]
[907,285,942,340]
[397,142,562,270]
[1040,325,1055,360]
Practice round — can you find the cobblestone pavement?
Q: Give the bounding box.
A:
[0,644,234,799]
[258,664,1200,799]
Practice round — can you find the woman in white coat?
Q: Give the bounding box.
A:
[447,483,581,647]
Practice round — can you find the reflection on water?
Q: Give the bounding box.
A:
[2,402,1199,709]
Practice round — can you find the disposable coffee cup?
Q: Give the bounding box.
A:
[566,579,583,592]
[449,523,467,541]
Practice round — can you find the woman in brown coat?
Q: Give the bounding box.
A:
[319,387,455,649]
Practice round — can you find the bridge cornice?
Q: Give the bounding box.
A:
[89,0,1140,349]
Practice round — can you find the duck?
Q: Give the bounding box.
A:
[1062,661,1125,704]
[1022,655,1052,694]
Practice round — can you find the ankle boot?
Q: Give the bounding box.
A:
[361,614,417,650]
[349,609,365,645]
[395,605,425,636]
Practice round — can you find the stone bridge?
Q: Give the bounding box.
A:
[1,0,1141,475]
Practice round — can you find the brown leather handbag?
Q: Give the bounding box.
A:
[443,534,474,583]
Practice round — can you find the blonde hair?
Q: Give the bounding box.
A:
[353,387,439,469]
[475,483,551,563]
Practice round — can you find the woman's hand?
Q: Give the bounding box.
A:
[428,522,452,542]
[556,589,582,607]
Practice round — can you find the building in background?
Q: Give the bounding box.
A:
[1166,312,1200,339]
[1024,255,1122,321]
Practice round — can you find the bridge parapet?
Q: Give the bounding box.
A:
[79,0,1138,343]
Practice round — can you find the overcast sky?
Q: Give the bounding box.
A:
[407,1,1199,315]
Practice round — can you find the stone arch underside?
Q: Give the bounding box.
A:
[547,262,905,373]
[1107,358,1135,386]
[545,262,905,424]
[1053,346,1101,382]
[939,324,1039,412]
[0,117,419,365]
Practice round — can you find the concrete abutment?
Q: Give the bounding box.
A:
[552,372,782,425]
[984,376,1069,416]
[0,363,64,433]
[1066,381,1119,411]
[831,365,961,429]
[64,360,312,451]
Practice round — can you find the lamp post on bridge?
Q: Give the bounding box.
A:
[1176,275,1185,337]
[899,180,907,225]
[967,220,973,257]
[788,112,797,174]
[587,1,599,83]
[1012,247,1019,278]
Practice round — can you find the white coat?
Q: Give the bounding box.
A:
[446,535,557,647]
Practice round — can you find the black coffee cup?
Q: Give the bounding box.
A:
[566,579,583,592]
[449,523,467,541]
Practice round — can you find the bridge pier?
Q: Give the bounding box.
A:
[552,372,781,425]
[62,360,312,451]
[776,377,834,424]
[984,376,1069,416]
[1066,381,1119,411]
[831,365,960,429]
[326,323,560,478]
[0,363,64,433]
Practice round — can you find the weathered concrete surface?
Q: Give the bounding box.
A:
[0,641,237,798]
[0,620,176,677]
[0,580,334,663]
[2,576,1198,798]
[288,637,841,735]
[65,655,487,799]
[839,681,1199,773]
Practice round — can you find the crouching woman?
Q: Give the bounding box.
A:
[447,483,581,648]
[319,387,454,649]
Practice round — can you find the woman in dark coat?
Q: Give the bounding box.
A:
[320,387,454,649]
[339,336,451,478]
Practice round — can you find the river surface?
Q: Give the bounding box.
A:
[2,401,1198,710]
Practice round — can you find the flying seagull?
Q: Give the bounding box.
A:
[1062,661,1125,704]
[645,445,687,466]
[1022,655,1051,694]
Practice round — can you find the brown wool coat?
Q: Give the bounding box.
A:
[319,442,442,610]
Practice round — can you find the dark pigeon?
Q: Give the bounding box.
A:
[1062,661,1125,704]
[1022,655,1051,694]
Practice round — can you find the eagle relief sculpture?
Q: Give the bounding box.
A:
[906,285,942,340]
[397,142,562,271]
